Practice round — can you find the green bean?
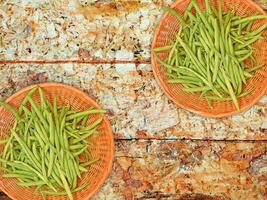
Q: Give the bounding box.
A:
[215,75,229,93]
[81,115,88,127]
[18,87,37,114]
[202,25,213,45]
[73,145,88,156]
[63,131,69,150]
[66,109,105,121]
[184,0,194,20]
[232,15,267,26]
[213,54,220,83]
[231,35,245,44]
[178,75,202,82]
[50,169,62,188]
[236,34,262,49]
[48,113,54,145]
[3,135,13,159]
[183,86,211,92]
[41,150,46,178]
[42,182,89,196]
[71,129,96,144]
[4,169,36,177]
[228,37,234,55]
[17,160,55,191]
[244,71,254,78]
[0,102,20,121]
[59,106,68,124]
[219,32,225,57]
[237,50,253,62]
[45,99,53,112]
[17,180,46,187]
[63,155,72,186]
[233,58,246,84]
[38,87,47,111]
[56,163,73,200]
[206,55,212,86]
[235,49,251,56]
[168,79,199,85]
[21,106,32,118]
[47,149,54,178]
[59,149,64,169]
[3,173,35,179]
[227,58,237,92]
[80,118,103,131]
[232,62,243,95]
[162,7,186,26]
[39,121,50,142]
[191,0,213,34]
[186,12,197,22]
[248,23,267,37]
[152,45,173,52]
[245,64,263,72]
[197,49,204,67]
[34,121,47,145]
[78,165,88,173]
[60,115,66,136]
[70,144,84,151]
[206,87,255,100]
[32,142,40,161]
[176,36,206,76]
[72,157,81,179]
[65,129,80,139]
[72,118,77,130]
[67,154,77,189]
[81,158,99,167]
[28,97,48,129]
[221,69,239,110]
[11,130,41,170]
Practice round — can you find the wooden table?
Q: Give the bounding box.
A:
[0,0,266,199]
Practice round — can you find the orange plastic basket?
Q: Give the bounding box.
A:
[151,0,267,117]
[0,83,114,200]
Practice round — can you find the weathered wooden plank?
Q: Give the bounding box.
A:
[94,140,267,200]
[0,140,266,200]
[254,0,267,10]
[0,0,164,61]
[0,0,266,61]
[0,63,266,140]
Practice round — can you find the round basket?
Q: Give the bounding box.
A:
[0,83,114,200]
[151,0,267,117]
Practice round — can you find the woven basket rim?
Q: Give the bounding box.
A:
[151,0,267,118]
[0,82,115,200]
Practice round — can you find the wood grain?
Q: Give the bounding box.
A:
[95,140,267,200]
[0,0,266,199]
[0,0,265,62]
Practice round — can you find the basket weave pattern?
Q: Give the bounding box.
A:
[151,0,267,117]
[0,83,114,200]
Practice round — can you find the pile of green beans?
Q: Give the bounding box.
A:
[153,0,267,110]
[0,87,105,200]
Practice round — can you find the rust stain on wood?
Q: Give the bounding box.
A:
[75,0,148,20]
[95,140,267,200]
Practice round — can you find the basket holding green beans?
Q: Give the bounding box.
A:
[153,0,267,110]
[0,87,105,200]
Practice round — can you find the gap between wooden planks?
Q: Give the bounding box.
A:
[0,60,151,64]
